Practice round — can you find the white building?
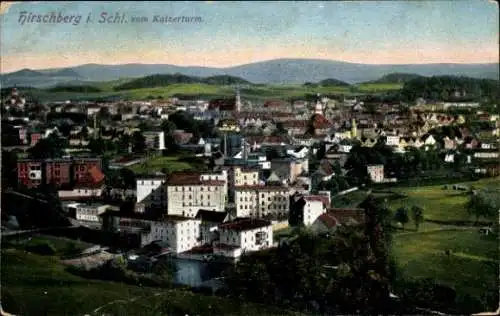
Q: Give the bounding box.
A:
[76,203,110,222]
[166,172,227,218]
[108,214,201,253]
[386,135,400,147]
[215,218,273,258]
[235,185,290,218]
[302,196,328,226]
[367,165,385,183]
[195,209,229,245]
[143,131,166,151]
[136,177,167,210]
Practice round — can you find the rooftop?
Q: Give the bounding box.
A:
[219,218,272,232]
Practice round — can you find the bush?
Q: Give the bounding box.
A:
[25,242,56,256]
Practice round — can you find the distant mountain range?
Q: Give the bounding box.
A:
[1,58,498,88]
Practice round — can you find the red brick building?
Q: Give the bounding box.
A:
[17,157,104,189]
[45,159,72,187]
[73,158,102,184]
[17,160,43,189]
[30,133,42,146]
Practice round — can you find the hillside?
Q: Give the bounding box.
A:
[114,74,251,91]
[400,76,499,101]
[369,73,424,84]
[2,59,498,87]
[304,78,350,87]
[47,85,103,93]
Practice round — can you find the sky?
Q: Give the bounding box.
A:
[0,1,498,73]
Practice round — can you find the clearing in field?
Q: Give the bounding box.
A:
[1,235,298,316]
[392,229,498,311]
[130,155,194,174]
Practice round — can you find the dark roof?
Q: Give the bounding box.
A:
[219,218,271,231]
[328,208,366,225]
[195,210,228,223]
[166,172,225,186]
[208,98,236,111]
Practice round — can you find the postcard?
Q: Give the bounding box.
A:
[0,1,499,316]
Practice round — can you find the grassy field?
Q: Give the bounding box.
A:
[1,236,302,316]
[387,177,500,312]
[356,82,403,91]
[28,82,404,102]
[392,229,499,311]
[387,177,500,223]
[130,156,194,174]
[331,190,370,208]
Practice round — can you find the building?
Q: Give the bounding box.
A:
[143,131,166,151]
[136,176,167,210]
[102,212,201,253]
[234,185,290,219]
[166,171,227,218]
[76,203,110,222]
[195,209,229,245]
[215,218,273,258]
[73,158,103,184]
[45,158,72,187]
[17,160,43,188]
[367,165,384,183]
[311,208,366,234]
[289,193,329,226]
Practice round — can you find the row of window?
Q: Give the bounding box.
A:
[174,186,221,192]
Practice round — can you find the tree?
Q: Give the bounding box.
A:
[411,205,424,231]
[466,189,500,223]
[394,207,409,228]
[28,133,65,159]
[161,120,177,136]
[131,131,146,153]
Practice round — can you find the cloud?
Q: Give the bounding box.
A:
[0,1,18,15]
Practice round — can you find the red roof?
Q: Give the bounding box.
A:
[264,100,284,108]
[88,166,105,184]
[312,114,332,129]
[317,213,338,228]
[208,98,236,111]
[328,208,366,225]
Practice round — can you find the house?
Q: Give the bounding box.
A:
[195,209,229,245]
[234,185,290,219]
[217,118,240,132]
[215,218,273,259]
[143,131,166,151]
[208,98,237,112]
[166,171,228,218]
[102,212,202,253]
[385,135,400,147]
[289,192,329,226]
[58,184,104,201]
[136,176,167,210]
[311,208,366,234]
[443,137,457,150]
[17,157,104,189]
[286,146,309,159]
[75,203,110,222]
[367,165,384,183]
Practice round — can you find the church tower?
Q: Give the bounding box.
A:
[235,88,242,112]
[314,93,324,115]
[351,118,358,139]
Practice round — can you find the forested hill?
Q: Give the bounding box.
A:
[114,74,252,90]
[369,73,423,84]
[303,78,351,87]
[400,76,499,101]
